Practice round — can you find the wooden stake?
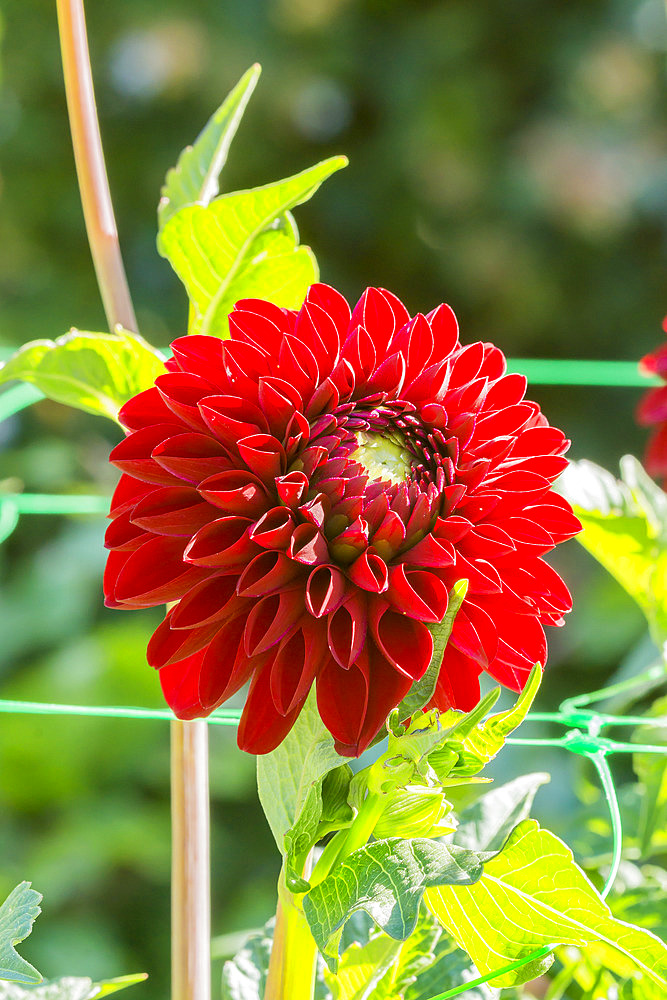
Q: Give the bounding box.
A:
[171,720,212,1000]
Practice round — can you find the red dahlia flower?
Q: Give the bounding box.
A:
[637,317,667,487]
[104,284,580,756]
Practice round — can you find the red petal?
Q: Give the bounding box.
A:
[430,645,481,712]
[348,551,389,593]
[151,433,231,485]
[370,603,432,680]
[184,516,256,569]
[113,536,207,607]
[159,650,206,720]
[169,576,239,629]
[386,565,448,622]
[244,589,305,657]
[305,565,348,617]
[198,470,270,517]
[237,660,306,754]
[130,487,216,536]
[327,592,367,668]
[110,424,185,485]
[237,551,303,598]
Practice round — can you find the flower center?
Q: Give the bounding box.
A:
[350,430,413,487]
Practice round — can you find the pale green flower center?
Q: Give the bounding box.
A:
[351,431,413,486]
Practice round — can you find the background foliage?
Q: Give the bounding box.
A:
[0,1,666,998]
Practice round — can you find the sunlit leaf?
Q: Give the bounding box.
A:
[0,974,148,1000]
[632,695,667,856]
[303,838,482,972]
[0,330,166,422]
[425,819,667,989]
[558,456,667,644]
[326,913,441,1000]
[158,64,261,230]
[0,883,41,985]
[158,157,347,337]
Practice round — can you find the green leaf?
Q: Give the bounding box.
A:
[397,581,468,720]
[303,838,483,972]
[558,456,667,644]
[158,156,347,337]
[158,64,261,230]
[425,819,667,989]
[454,772,551,853]
[0,330,166,422]
[405,932,500,1000]
[0,976,146,1000]
[632,695,667,856]
[0,883,41,984]
[257,691,351,856]
[429,662,542,782]
[326,913,442,1000]
[221,921,329,1000]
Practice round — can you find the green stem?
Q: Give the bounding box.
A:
[339,792,386,858]
[55,0,137,333]
[263,877,317,1000]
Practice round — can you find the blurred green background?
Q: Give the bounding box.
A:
[0,0,666,997]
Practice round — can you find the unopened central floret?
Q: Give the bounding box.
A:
[351,430,413,487]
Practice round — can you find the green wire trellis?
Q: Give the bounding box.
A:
[0,362,666,999]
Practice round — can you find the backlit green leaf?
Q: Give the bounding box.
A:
[558,456,667,644]
[158,64,261,230]
[425,819,667,989]
[0,330,166,422]
[0,883,41,984]
[326,913,441,1000]
[303,838,482,972]
[632,695,667,856]
[158,157,347,337]
[429,662,542,782]
[0,976,146,1000]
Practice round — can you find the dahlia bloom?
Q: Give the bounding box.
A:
[637,317,667,487]
[104,284,580,756]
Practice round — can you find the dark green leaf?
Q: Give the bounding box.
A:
[303,838,482,972]
[454,772,550,853]
[0,883,41,985]
[0,331,165,422]
[158,64,261,230]
[405,932,500,1000]
[221,921,329,1000]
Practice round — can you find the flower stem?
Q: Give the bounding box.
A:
[264,877,317,1000]
[171,719,211,1000]
[55,0,138,333]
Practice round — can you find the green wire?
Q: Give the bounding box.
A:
[505,359,658,387]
